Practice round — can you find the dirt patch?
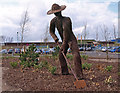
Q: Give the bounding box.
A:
[2,56,119,91]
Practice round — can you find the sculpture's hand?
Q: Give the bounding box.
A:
[55,38,59,43]
[56,40,63,52]
[60,47,63,51]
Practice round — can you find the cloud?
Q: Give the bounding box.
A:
[0,0,118,42]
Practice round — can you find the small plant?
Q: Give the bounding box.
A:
[118,72,120,76]
[40,61,49,69]
[2,57,4,60]
[104,76,113,84]
[66,54,73,60]
[105,65,112,72]
[10,62,18,68]
[19,44,39,68]
[68,65,73,70]
[34,64,42,69]
[81,55,88,60]
[82,62,92,70]
[48,66,57,75]
[6,56,9,59]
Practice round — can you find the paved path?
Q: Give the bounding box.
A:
[89,58,118,62]
[81,51,120,59]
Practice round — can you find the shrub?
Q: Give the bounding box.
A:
[81,55,88,60]
[66,54,73,60]
[48,66,57,75]
[105,65,112,72]
[10,62,18,68]
[82,62,92,70]
[19,44,39,68]
[52,46,59,57]
[40,61,49,69]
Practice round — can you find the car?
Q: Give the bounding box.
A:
[8,49,14,54]
[35,48,42,54]
[107,47,112,52]
[101,47,107,52]
[0,49,8,54]
[91,46,96,51]
[21,48,26,53]
[79,47,83,51]
[83,47,87,51]
[42,48,50,54]
[86,47,92,51]
[49,48,55,53]
[15,48,21,53]
[116,47,120,52]
[110,47,119,52]
[67,48,72,53]
[114,46,120,52]
[95,47,102,51]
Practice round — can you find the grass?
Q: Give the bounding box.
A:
[81,55,88,60]
[105,65,112,72]
[38,61,57,75]
[10,62,18,68]
[118,72,120,76]
[82,62,92,70]
[66,54,73,61]
[67,64,73,71]
[34,64,43,69]
[2,56,15,59]
[48,66,57,75]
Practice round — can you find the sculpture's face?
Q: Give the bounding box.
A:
[54,11,61,17]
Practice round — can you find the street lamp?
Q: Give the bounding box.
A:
[17,32,18,46]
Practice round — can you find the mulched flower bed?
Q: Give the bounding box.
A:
[2,55,119,91]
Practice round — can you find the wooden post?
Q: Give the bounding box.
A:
[24,46,25,53]
[81,35,82,47]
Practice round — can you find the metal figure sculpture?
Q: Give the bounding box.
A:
[47,4,83,80]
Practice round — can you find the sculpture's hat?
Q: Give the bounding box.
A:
[47,3,66,15]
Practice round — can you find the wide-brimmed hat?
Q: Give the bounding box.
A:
[47,3,66,15]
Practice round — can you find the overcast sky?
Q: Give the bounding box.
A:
[0,0,119,42]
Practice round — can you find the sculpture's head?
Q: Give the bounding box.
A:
[47,3,66,15]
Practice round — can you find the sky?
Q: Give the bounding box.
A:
[0,0,119,42]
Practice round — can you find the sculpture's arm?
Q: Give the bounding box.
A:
[49,19,59,43]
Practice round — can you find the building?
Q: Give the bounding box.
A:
[77,39,96,47]
[3,42,62,48]
[111,38,120,43]
[2,38,120,49]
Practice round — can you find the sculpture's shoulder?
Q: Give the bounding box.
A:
[50,17,57,24]
[63,17,72,23]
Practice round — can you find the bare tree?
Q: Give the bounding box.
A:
[100,24,110,60]
[8,37,13,42]
[43,24,52,45]
[19,10,30,45]
[82,22,88,40]
[0,36,6,43]
[113,24,116,39]
[95,27,99,41]
[0,36,13,43]
[100,24,110,41]
[82,21,88,51]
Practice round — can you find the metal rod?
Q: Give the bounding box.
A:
[57,42,78,81]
